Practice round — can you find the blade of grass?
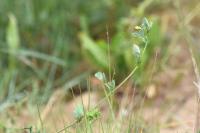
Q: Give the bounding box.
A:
[1,49,66,66]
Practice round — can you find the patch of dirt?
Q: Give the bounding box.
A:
[143,42,197,132]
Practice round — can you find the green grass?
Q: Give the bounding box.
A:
[0,0,165,112]
[0,0,199,132]
[0,0,164,132]
[32,17,157,133]
[0,0,142,105]
[0,11,159,132]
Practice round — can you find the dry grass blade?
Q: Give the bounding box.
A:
[190,49,200,133]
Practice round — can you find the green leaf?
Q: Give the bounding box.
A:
[132,44,141,64]
[6,13,20,70]
[86,108,101,123]
[80,33,108,69]
[142,17,152,32]
[6,14,19,52]
[105,80,115,91]
[132,17,152,43]
[95,72,106,82]
[73,105,84,121]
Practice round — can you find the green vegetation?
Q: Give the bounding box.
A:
[0,0,199,132]
[0,0,165,108]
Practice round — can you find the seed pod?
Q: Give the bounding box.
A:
[132,44,141,64]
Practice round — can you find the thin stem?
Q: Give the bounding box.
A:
[95,66,138,107]
[56,120,78,133]
[106,25,111,81]
[37,104,44,132]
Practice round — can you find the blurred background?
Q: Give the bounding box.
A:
[0,0,200,132]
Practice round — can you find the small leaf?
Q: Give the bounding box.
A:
[95,72,106,82]
[142,17,152,32]
[132,30,144,38]
[132,17,152,43]
[86,108,101,123]
[73,105,84,121]
[132,44,141,64]
[132,44,140,57]
[105,80,115,91]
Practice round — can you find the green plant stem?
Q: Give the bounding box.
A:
[102,86,115,121]
[96,66,138,107]
[141,41,148,58]
[37,105,44,132]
